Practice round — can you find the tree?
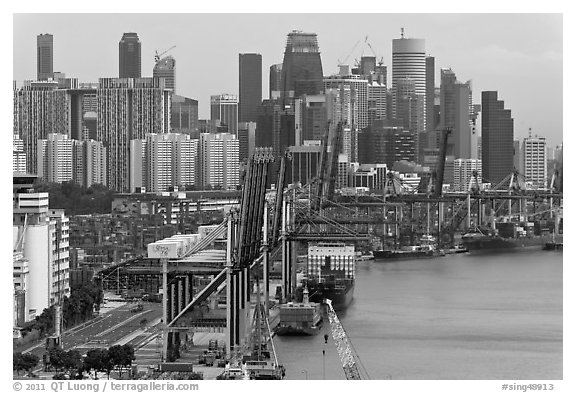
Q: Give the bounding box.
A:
[108,344,135,378]
[83,349,109,380]
[62,350,83,376]
[14,352,39,376]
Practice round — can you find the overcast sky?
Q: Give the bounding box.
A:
[13,13,563,146]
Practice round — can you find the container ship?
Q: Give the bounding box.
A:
[275,287,323,336]
[373,244,445,260]
[295,242,355,311]
[461,221,562,253]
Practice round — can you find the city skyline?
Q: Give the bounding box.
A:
[13,13,563,146]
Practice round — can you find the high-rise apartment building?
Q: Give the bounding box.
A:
[481,91,514,185]
[97,77,171,192]
[153,56,176,92]
[210,94,238,136]
[13,135,27,172]
[281,31,324,105]
[119,33,141,78]
[13,175,70,321]
[239,53,262,123]
[37,133,74,183]
[522,135,547,189]
[199,133,239,190]
[15,81,71,174]
[392,32,426,129]
[37,34,53,81]
[453,158,482,192]
[130,133,198,192]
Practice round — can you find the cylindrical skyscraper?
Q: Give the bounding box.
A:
[392,31,426,128]
[281,31,324,105]
[119,32,141,78]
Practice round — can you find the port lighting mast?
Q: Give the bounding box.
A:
[324,299,362,380]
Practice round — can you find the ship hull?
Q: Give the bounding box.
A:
[462,234,562,253]
[299,281,354,311]
[373,249,443,260]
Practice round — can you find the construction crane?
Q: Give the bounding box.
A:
[324,299,362,380]
[155,45,176,63]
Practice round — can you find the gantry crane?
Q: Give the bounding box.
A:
[324,299,362,380]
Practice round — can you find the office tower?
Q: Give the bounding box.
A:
[336,154,350,189]
[153,55,176,92]
[513,140,521,172]
[286,143,323,185]
[239,53,262,123]
[440,68,472,158]
[522,135,547,189]
[281,31,324,105]
[295,95,327,145]
[324,70,369,130]
[13,135,27,172]
[426,56,435,133]
[171,94,199,134]
[37,34,53,81]
[210,94,238,136]
[13,175,70,321]
[256,99,281,150]
[269,64,283,100]
[238,122,257,162]
[453,159,482,192]
[37,133,74,183]
[392,31,426,129]
[97,77,171,192]
[482,91,514,185]
[199,133,239,190]
[358,122,415,167]
[119,32,141,78]
[368,81,387,126]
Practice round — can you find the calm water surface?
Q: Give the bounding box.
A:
[274,250,563,380]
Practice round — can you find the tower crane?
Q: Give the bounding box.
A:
[324,299,362,380]
[155,45,176,63]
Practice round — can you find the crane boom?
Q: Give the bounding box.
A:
[155,45,176,63]
[324,299,361,380]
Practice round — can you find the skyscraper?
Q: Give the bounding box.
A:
[440,68,472,159]
[119,33,141,78]
[392,31,426,129]
[239,53,262,123]
[425,56,436,133]
[199,133,239,190]
[481,91,514,185]
[210,94,238,135]
[281,31,324,105]
[37,133,74,183]
[37,34,53,81]
[171,94,199,134]
[269,64,283,100]
[153,56,176,92]
[97,77,171,192]
[522,135,547,189]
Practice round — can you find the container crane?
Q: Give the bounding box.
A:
[155,45,176,63]
[324,299,362,380]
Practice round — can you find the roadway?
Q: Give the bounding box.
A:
[23,300,163,373]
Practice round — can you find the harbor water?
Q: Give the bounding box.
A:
[274,250,563,380]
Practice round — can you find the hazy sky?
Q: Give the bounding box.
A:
[13,13,563,146]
